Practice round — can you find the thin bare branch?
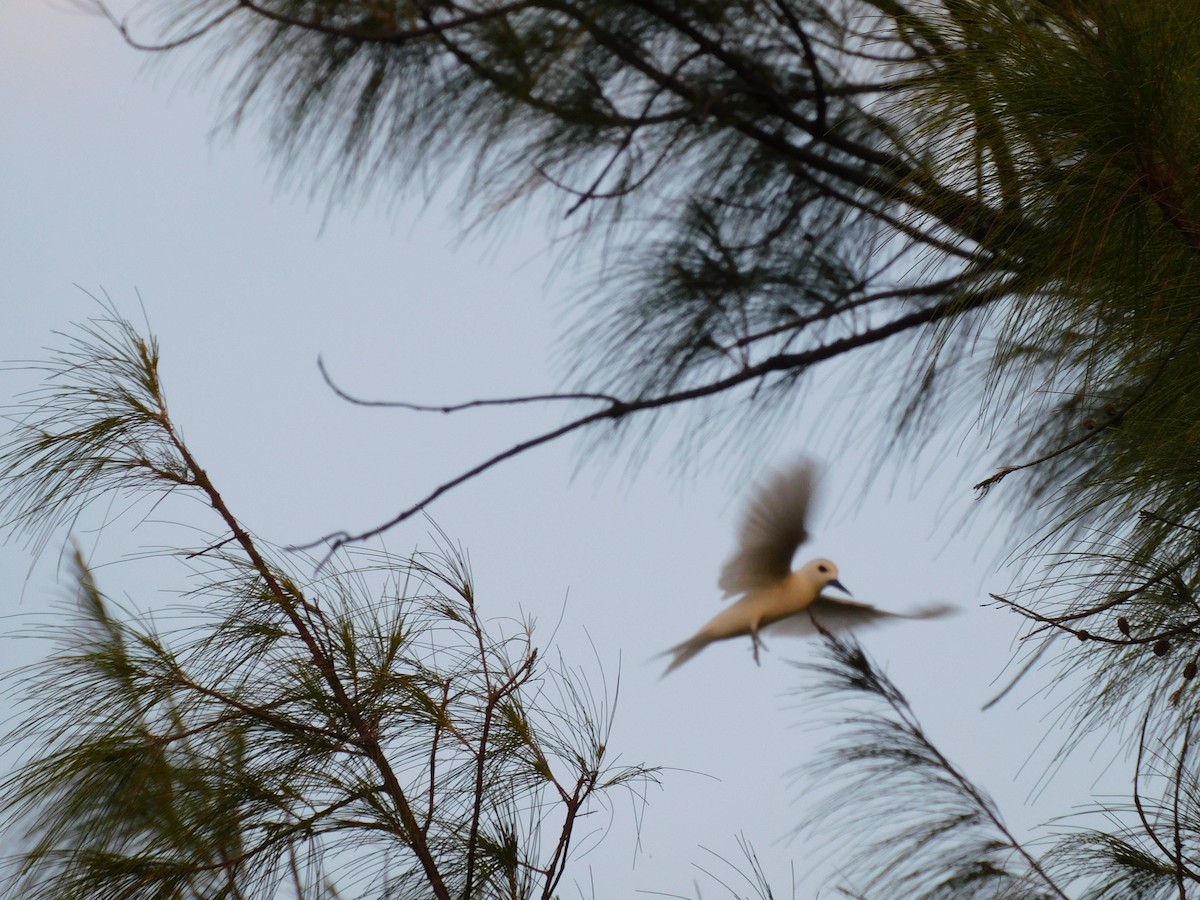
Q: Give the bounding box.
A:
[992,592,1200,647]
[318,356,621,411]
[299,290,997,559]
[93,0,240,52]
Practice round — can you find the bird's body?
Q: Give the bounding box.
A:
[662,558,843,675]
[700,566,830,641]
[661,460,950,675]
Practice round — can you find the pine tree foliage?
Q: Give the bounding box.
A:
[0,310,654,899]
[18,0,1200,894]
[796,632,1200,900]
[93,0,1200,568]
[795,632,1064,899]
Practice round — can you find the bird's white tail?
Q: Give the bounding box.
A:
[659,634,712,677]
[902,603,955,620]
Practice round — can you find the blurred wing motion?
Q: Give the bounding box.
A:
[765,596,954,638]
[718,461,813,597]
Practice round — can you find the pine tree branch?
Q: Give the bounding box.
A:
[975,314,1200,495]
[800,626,1069,899]
[169,0,1025,249]
[991,592,1200,648]
[318,357,622,411]
[135,346,453,898]
[300,288,999,559]
[462,601,538,898]
[1171,727,1189,899]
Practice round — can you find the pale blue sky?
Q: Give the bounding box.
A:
[1,2,1113,895]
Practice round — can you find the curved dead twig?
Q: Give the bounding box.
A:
[298,291,998,562]
[318,357,621,411]
[973,405,1126,496]
[93,0,240,52]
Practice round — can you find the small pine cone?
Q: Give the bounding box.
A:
[1117,617,1131,636]
[1154,639,1171,657]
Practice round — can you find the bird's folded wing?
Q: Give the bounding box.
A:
[765,596,954,637]
[718,461,813,597]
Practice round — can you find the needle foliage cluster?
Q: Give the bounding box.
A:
[0,311,652,899]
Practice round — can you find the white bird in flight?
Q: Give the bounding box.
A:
[661,460,951,675]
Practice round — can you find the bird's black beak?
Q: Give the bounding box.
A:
[828,578,851,596]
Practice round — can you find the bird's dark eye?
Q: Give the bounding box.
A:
[818,564,828,573]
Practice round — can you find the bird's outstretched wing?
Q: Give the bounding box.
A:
[765,596,954,638]
[718,461,814,597]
